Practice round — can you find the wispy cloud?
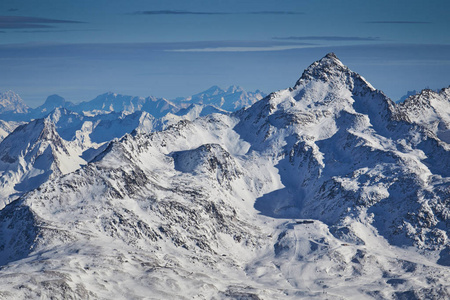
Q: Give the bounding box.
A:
[133,10,303,15]
[240,11,303,15]
[8,8,19,12]
[0,16,84,29]
[0,40,316,57]
[365,21,431,24]
[0,23,51,29]
[14,29,98,33]
[167,44,316,53]
[273,36,381,42]
[134,10,226,15]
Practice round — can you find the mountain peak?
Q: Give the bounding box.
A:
[324,52,338,59]
[316,52,344,68]
[294,52,346,87]
[200,85,224,96]
[44,94,66,106]
[0,90,29,114]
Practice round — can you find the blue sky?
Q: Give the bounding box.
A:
[0,0,449,106]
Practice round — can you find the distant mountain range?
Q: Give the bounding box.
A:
[0,86,266,122]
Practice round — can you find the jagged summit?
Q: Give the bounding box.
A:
[324,52,338,59]
[294,52,347,87]
[0,117,85,204]
[0,118,68,167]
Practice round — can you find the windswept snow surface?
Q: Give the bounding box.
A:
[0,53,450,299]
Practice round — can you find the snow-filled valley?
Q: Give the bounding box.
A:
[0,53,449,299]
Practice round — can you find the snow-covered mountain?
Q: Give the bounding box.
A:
[398,87,450,143]
[0,54,449,299]
[0,91,29,114]
[0,106,210,206]
[0,117,86,207]
[72,92,177,117]
[172,85,266,111]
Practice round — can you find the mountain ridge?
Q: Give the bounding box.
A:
[0,86,266,122]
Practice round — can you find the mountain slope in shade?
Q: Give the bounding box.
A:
[0,120,23,143]
[31,94,75,117]
[0,54,449,299]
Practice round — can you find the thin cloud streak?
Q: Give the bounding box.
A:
[0,40,315,57]
[14,29,98,33]
[273,36,381,41]
[242,11,303,15]
[133,10,303,15]
[0,23,53,29]
[0,16,84,23]
[134,10,226,15]
[0,15,85,29]
[167,45,317,53]
[366,21,431,24]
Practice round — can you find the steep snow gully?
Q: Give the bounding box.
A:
[0,53,449,299]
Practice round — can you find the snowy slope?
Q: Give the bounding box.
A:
[0,107,200,206]
[0,54,449,299]
[47,108,158,144]
[0,117,86,208]
[0,120,22,143]
[235,53,450,253]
